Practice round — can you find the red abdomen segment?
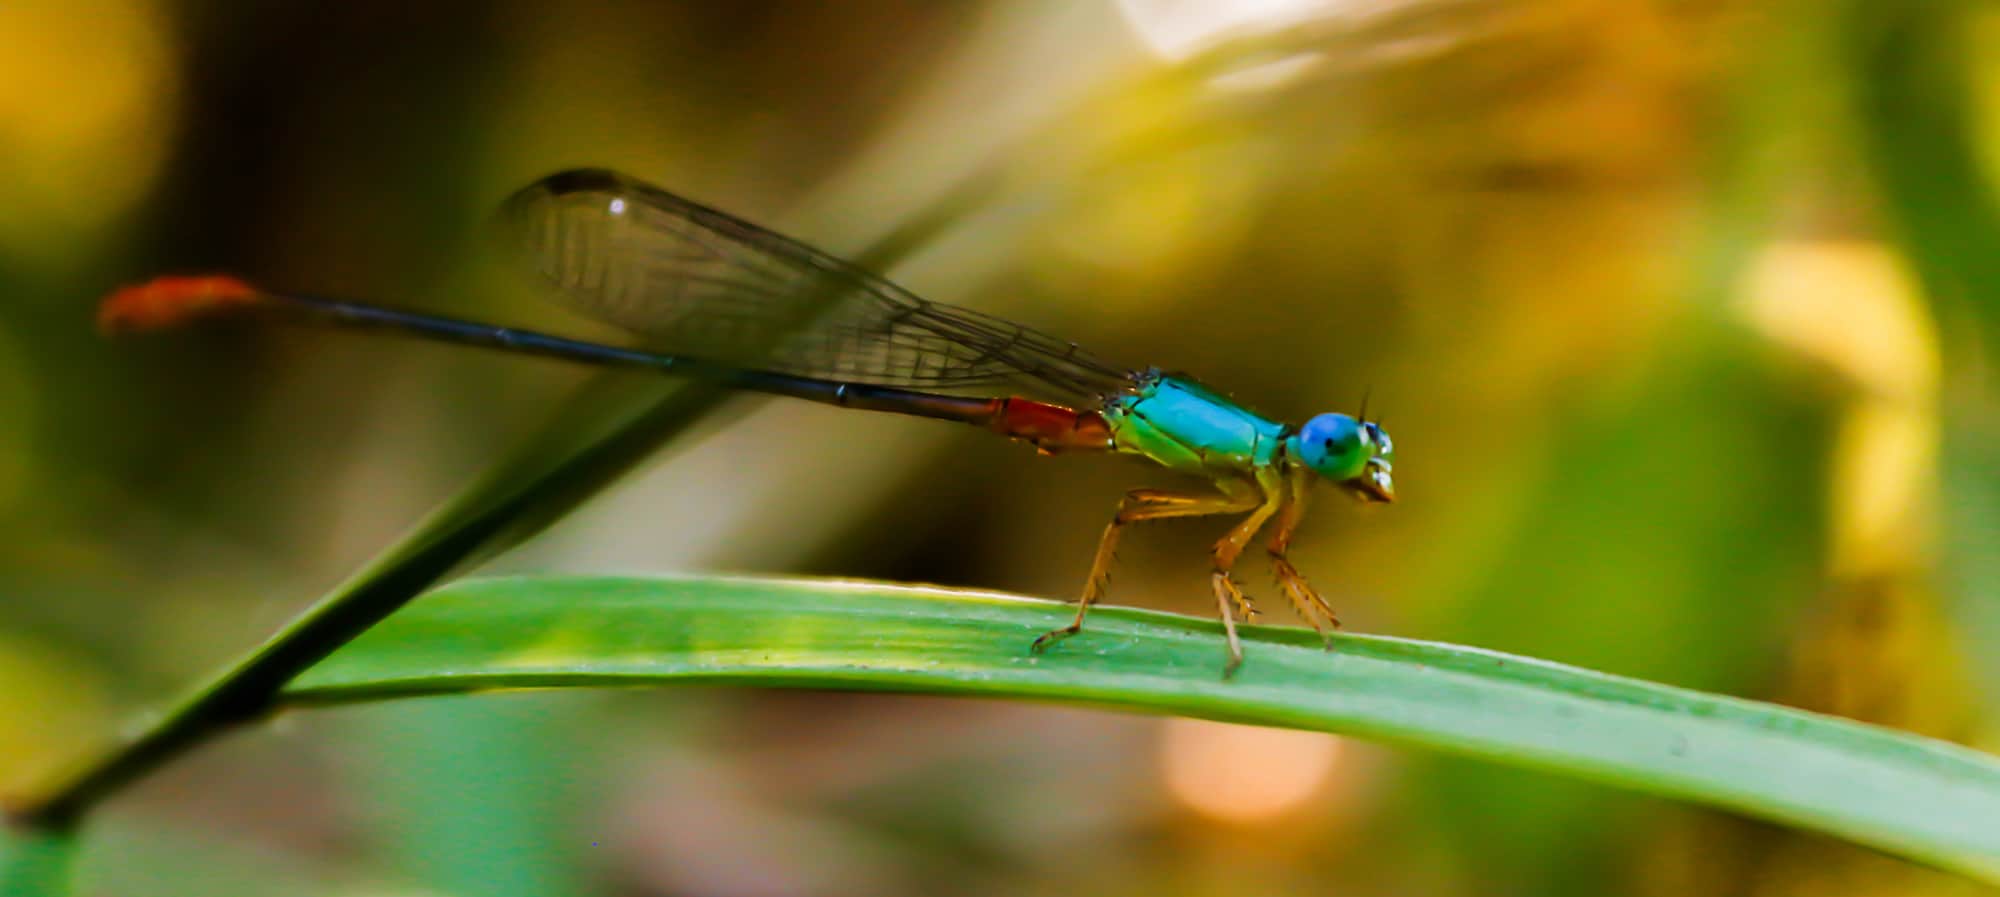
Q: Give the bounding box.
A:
[983,397,1113,454]
[98,275,264,334]
[778,378,1115,453]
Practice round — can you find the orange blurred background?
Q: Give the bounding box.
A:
[1,2,1995,895]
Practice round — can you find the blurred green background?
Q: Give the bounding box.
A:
[2,0,1996,894]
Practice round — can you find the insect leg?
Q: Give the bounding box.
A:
[1267,465,1340,646]
[1031,486,1258,656]
[1209,469,1287,676]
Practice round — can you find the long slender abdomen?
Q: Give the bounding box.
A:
[98,274,1117,455]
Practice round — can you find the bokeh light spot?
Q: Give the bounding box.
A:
[1117,0,1347,60]
[1160,717,1340,823]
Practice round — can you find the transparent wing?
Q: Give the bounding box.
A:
[496,169,1135,400]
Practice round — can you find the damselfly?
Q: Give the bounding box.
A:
[100,169,1396,675]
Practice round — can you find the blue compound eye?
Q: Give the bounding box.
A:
[1297,413,1367,480]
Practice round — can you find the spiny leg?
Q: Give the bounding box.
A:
[1211,571,1248,677]
[1209,469,1287,677]
[1032,487,1259,655]
[1267,465,1340,646]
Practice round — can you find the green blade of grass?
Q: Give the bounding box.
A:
[286,574,2000,883]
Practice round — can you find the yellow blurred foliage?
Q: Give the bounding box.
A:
[0,634,110,800]
[1643,243,1987,897]
[0,0,177,271]
[1740,241,1940,576]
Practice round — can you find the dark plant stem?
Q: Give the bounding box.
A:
[8,385,728,830]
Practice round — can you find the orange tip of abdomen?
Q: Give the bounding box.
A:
[98,275,264,334]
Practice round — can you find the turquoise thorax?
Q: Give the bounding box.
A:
[1102,372,1289,477]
